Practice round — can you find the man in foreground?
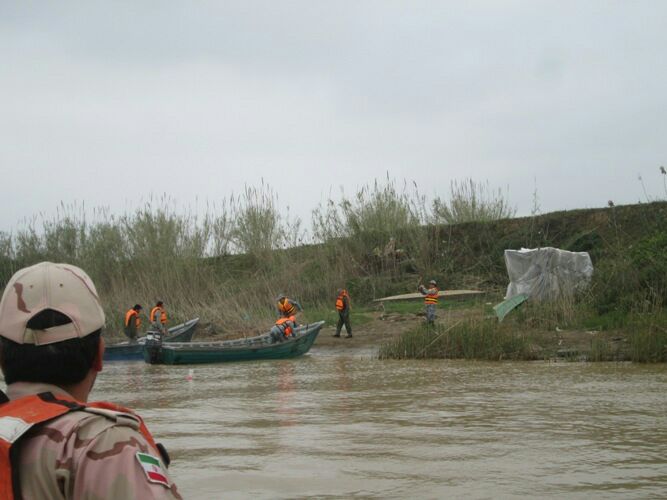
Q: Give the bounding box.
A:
[0,262,181,499]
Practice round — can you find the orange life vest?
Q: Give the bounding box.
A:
[0,391,161,500]
[424,287,439,305]
[335,290,351,312]
[125,309,141,328]
[150,306,167,325]
[275,316,296,336]
[278,298,296,316]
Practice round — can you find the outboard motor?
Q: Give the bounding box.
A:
[145,329,163,364]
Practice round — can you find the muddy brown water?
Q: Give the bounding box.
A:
[95,346,667,499]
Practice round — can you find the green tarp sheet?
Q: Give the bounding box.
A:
[493,294,529,322]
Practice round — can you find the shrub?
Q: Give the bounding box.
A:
[432,178,516,224]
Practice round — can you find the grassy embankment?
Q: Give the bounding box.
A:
[380,202,667,362]
[0,186,665,361]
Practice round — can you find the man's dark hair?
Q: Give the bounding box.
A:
[156,301,163,307]
[0,309,101,385]
[134,304,142,310]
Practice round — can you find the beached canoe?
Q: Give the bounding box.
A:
[143,320,324,365]
[373,290,483,302]
[104,318,200,361]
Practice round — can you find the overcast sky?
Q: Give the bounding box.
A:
[1,0,666,232]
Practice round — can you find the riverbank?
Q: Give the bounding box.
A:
[103,287,666,362]
[5,198,666,361]
[312,294,667,362]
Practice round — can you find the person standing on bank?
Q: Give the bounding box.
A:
[0,262,181,499]
[333,288,352,338]
[150,300,168,335]
[418,279,439,325]
[124,303,143,341]
[276,295,303,318]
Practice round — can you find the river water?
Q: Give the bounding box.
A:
[96,346,667,499]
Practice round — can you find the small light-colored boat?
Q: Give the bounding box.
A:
[373,290,484,302]
[143,320,324,365]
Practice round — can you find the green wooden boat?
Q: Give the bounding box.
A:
[143,320,325,365]
[104,318,200,361]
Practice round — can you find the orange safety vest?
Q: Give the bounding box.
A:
[150,306,167,325]
[0,391,162,500]
[278,298,296,316]
[424,287,439,305]
[335,290,351,312]
[275,316,296,336]
[125,309,141,329]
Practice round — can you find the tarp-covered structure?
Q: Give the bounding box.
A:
[504,247,593,301]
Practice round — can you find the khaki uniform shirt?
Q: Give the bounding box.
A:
[6,382,182,500]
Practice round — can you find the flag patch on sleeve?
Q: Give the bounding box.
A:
[136,452,169,487]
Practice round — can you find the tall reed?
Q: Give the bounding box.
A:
[1,178,665,352]
[379,308,534,360]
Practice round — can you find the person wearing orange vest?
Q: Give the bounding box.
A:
[418,279,439,325]
[124,303,143,341]
[150,301,168,334]
[276,294,303,318]
[0,262,181,499]
[270,315,298,343]
[333,289,352,338]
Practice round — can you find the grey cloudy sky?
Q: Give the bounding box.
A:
[1,0,666,232]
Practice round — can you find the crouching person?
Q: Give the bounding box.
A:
[0,262,181,499]
[270,315,297,343]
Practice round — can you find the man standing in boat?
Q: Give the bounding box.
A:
[276,295,303,318]
[150,300,168,335]
[0,262,182,499]
[418,279,439,325]
[333,288,352,338]
[124,304,143,342]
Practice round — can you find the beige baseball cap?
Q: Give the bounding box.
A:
[0,262,105,345]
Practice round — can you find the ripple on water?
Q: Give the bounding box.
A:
[95,359,667,499]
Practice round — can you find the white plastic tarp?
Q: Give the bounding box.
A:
[504,247,593,301]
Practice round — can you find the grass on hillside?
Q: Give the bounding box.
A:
[378,310,535,361]
[1,178,665,359]
[379,300,667,362]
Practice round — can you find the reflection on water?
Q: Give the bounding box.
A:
[94,347,667,499]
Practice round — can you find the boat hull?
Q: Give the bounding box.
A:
[144,321,324,365]
[104,318,200,361]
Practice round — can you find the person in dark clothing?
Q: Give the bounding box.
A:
[124,304,143,341]
[333,289,352,338]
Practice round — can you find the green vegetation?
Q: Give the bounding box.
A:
[432,178,517,224]
[379,309,534,361]
[381,304,667,362]
[0,173,666,361]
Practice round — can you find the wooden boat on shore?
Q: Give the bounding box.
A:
[104,318,200,361]
[143,320,324,365]
[373,289,484,302]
